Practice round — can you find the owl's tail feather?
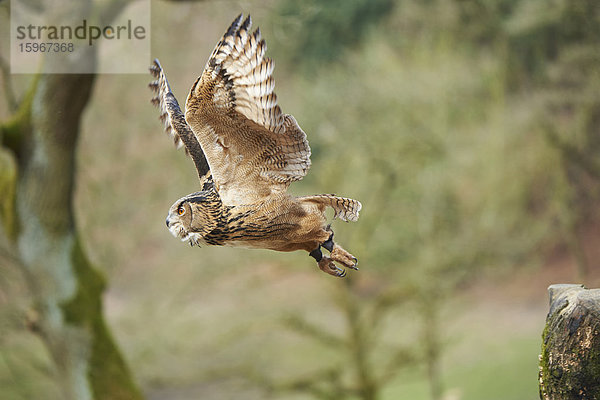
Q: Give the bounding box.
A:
[300,195,362,222]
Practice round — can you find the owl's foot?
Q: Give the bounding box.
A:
[330,244,359,271]
[309,231,358,278]
[322,231,358,270]
[318,257,347,278]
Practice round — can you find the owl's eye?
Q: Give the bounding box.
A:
[177,205,186,216]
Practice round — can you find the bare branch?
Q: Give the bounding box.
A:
[377,345,419,386]
[369,283,417,331]
[546,128,600,180]
[268,367,357,400]
[282,313,346,349]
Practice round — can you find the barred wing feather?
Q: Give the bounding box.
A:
[185,14,311,206]
[149,59,212,187]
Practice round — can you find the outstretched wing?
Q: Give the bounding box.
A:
[149,59,212,188]
[184,14,311,206]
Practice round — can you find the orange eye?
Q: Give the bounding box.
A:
[177,206,185,216]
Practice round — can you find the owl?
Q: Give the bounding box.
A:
[149,14,361,277]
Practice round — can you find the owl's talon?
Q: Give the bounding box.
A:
[318,257,346,278]
[329,244,358,270]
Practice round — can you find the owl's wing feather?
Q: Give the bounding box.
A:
[184,14,311,206]
[149,59,212,187]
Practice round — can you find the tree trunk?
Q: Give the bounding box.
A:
[19,74,142,400]
[539,284,600,400]
[0,1,143,399]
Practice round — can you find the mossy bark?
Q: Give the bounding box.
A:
[539,284,600,400]
[0,148,17,239]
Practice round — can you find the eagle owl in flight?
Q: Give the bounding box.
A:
[149,14,361,277]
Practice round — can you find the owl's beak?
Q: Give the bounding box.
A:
[165,217,170,228]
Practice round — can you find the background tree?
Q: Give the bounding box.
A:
[0,0,142,399]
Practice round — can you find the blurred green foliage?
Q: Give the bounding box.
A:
[264,1,600,397]
[275,0,395,67]
[270,0,600,276]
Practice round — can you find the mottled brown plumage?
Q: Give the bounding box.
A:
[149,14,362,277]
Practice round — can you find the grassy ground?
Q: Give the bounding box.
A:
[103,256,560,400]
[0,260,557,400]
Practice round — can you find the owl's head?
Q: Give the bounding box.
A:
[165,191,223,246]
